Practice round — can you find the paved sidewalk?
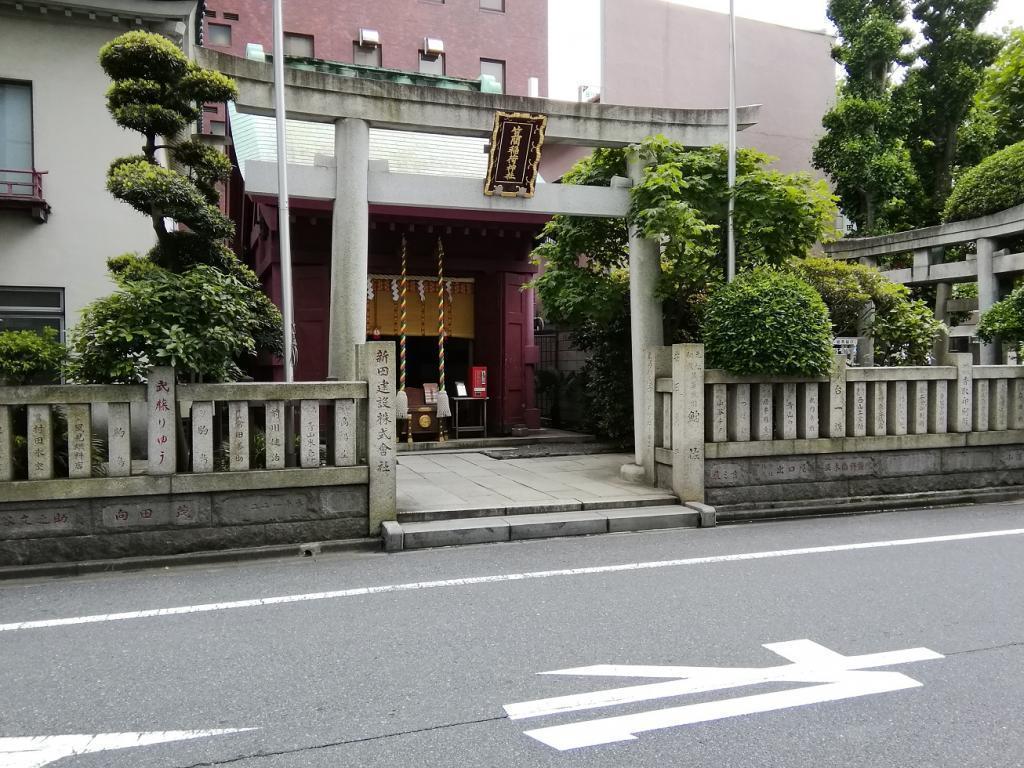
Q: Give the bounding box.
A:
[397,451,674,514]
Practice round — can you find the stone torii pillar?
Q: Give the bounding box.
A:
[621,147,664,484]
[329,117,371,381]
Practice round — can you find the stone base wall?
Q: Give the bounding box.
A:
[0,486,368,567]
[700,445,1024,514]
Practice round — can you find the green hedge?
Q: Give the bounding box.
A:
[943,140,1024,222]
[703,268,834,376]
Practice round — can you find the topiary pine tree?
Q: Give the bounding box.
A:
[67,31,282,383]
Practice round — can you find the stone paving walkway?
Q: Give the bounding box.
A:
[397,451,675,515]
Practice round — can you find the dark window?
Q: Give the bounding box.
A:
[206,22,231,47]
[480,0,505,10]
[419,52,444,76]
[480,58,505,93]
[353,42,382,67]
[203,105,219,114]
[203,9,216,17]
[223,12,239,20]
[284,33,314,57]
[0,287,64,337]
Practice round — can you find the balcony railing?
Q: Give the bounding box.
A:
[0,169,50,222]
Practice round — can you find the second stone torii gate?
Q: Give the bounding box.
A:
[198,48,760,487]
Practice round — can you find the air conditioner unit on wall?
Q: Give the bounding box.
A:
[359,28,380,47]
[424,37,444,56]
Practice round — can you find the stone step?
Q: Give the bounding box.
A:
[383,504,710,551]
[396,493,678,523]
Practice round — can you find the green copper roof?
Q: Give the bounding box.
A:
[271,54,485,92]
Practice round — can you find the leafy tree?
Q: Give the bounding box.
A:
[533,138,837,439]
[899,0,1000,223]
[793,256,945,365]
[703,268,835,377]
[812,0,921,233]
[67,31,282,383]
[969,28,1024,155]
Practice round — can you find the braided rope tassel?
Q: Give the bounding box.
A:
[435,237,451,434]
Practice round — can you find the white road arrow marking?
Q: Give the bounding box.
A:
[504,640,943,751]
[0,729,256,768]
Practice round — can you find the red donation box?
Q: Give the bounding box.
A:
[471,367,488,398]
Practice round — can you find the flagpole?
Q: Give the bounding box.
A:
[726,0,737,283]
[272,0,295,382]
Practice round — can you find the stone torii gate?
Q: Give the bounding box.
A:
[197,48,760,486]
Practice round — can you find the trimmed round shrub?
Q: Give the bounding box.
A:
[943,140,1024,222]
[703,268,834,376]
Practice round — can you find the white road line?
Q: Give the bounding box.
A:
[2,527,1023,633]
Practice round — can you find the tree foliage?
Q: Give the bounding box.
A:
[813,0,920,233]
[703,269,835,377]
[534,139,837,334]
[0,327,65,385]
[977,282,1024,347]
[969,28,1024,155]
[792,256,945,365]
[533,139,837,438]
[69,32,282,383]
[899,1,1000,223]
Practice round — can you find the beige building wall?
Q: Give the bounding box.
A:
[600,0,835,175]
[0,3,193,333]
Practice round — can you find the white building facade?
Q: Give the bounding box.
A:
[0,0,196,338]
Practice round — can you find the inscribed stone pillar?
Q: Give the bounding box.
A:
[626,150,664,469]
[641,347,671,483]
[365,341,397,535]
[147,367,176,475]
[671,344,704,503]
[976,238,998,364]
[329,118,371,381]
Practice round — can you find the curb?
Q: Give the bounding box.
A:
[0,537,379,582]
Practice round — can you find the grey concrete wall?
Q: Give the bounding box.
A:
[0,11,176,329]
[601,0,835,175]
[0,485,368,566]
[703,445,1024,511]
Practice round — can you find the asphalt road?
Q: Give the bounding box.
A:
[2,502,1024,767]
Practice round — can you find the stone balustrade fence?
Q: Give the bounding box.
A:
[0,342,397,567]
[644,344,1024,513]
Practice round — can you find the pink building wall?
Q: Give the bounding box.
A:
[201,0,547,97]
[601,0,835,175]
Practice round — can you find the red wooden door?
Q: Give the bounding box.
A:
[500,273,539,430]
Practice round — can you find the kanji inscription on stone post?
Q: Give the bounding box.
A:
[147,367,176,475]
[264,400,285,470]
[364,341,397,534]
[66,404,91,479]
[671,344,704,503]
[107,402,131,477]
[27,405,53,480]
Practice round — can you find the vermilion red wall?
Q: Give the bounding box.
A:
[202,0,547,97]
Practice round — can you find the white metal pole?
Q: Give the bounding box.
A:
[726,0,737,283]
[272,0,295,382]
